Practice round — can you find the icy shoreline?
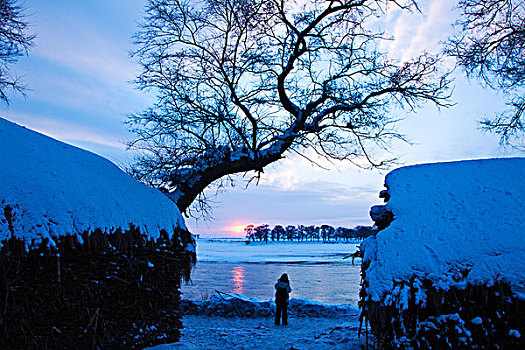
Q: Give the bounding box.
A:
[180,292,359,318]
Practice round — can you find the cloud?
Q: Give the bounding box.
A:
[3,113,125,151]
[258,169,308,191]
[30,1,142,82]
[20,0,152,118]
[384,0,457,61]
[0,0,153,164]
[187,181,379,237]
[190,166,383,237]
[23,65,148,119]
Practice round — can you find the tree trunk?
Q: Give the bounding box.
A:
[169,145,286,213]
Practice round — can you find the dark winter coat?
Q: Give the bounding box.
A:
[274,281,291,305]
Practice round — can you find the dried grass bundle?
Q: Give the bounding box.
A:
[360,263,525,349]
[0,226,195,349]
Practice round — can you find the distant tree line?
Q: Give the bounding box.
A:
[243,224,377,243]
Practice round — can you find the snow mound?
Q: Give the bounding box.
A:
[0,118,187,248]
[180,293,358,318]
[362,158,525,302]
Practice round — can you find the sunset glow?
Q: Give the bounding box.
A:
[231,225,246,233]
[225,224,248,237]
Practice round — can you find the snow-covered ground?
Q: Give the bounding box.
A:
[0,117,187,248]
[194,238,360,263]
[155,314,365,350]
[148,294,367,350]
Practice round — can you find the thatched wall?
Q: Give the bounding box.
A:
[0,226,195,349]
[360,262,525,349]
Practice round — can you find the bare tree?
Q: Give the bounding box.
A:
[447,0,525,147]
[128,0,451,215]
[0,0,34,104]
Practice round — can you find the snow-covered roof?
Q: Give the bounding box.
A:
[362,158,525,302]
[0,117,186,249]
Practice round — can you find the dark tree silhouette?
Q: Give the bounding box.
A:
[447,0,525,147]
[254,224,270,242]
[306,225,318,241]
[129,0,451,215]
[354,225,376,238]
[271,225,285,241]
[244,224,255,241]
[336,226,350,241]
[0,0,34,104]
[285,225,296,241]
[242,223,372,242]
[320,224,335,241]
[297,224,306,241]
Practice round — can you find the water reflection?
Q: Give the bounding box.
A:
[182,262,361,304]
[230,266,246,294]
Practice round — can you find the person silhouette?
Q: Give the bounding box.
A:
[274,273,291,325]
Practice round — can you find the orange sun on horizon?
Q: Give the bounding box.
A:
[226,224,249,237]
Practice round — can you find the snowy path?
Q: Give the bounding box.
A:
[149,314,367,350]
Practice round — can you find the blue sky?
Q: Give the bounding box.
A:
[2,0,523,237]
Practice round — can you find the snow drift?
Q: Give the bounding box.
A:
[181,292,358,318]
[361,158,525,349]
[0,117,188,249]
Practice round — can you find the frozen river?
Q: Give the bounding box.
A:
[181,239,363,305]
